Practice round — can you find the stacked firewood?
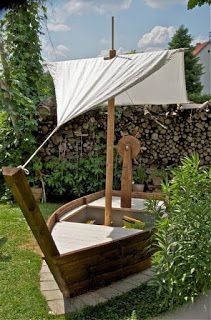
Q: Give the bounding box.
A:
[37,98,211,167]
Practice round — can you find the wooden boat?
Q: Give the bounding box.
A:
[3,166,165,297]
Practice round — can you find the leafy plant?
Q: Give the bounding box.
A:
[151,168,168,180]
[43,155,106,198]
[133,166,146,184]
[0,0,47,188]
[151,154,211,309]
[144,199,167,220]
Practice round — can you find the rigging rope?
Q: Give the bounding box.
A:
[20,125,60,170]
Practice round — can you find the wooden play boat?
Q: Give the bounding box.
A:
[3,166,165,297]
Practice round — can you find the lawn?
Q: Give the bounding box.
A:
[0,203,167,320]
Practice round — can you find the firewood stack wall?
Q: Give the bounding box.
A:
[38,98,211,169]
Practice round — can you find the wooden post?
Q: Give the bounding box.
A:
[104,16,116,226]
[121,144,132,208]
[117,135,141,209]
[2,167,70,297]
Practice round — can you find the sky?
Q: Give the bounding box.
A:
[9,0,211,60]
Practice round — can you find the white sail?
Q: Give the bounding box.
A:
[47,49,188,127]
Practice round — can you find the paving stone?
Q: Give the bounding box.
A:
[109,280,138,293]
[40,280,59,291]
[142,267,154,277]
[40,265,50,273]
[96,285,121,299]
[79,292,107,306]
[40,260,153,315]
[40,271,54,281]
[126,272,150,285]
[64,297,86,314]
[42,289,63,301]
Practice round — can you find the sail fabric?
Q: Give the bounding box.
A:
[47,49,188,126]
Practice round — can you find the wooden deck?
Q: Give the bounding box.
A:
[88,196,146,209]
[52,221,142,254]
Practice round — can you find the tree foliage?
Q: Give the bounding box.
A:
[188,0,211,9]
[0,0,48,168]
[168,25,203,95]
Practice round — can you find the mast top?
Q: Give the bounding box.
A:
[109,16,116,59]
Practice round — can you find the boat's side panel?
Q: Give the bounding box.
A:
[47,190,105,229]
[113,190,166,200]
[86,206,155,227]
[53,230,152,297]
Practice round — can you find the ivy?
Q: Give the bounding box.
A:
[0,0,48,168]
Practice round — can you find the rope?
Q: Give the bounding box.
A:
[20,125,60,170]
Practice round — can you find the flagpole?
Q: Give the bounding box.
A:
[104,16,116,226]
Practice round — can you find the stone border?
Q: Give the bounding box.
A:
[40,260,154,315]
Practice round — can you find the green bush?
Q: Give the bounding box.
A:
[151,154,211,309]
[43,155,106,198]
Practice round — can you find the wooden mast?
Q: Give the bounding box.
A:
[104,16,116,226]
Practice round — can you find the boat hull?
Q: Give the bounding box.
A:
[46,190,164,297]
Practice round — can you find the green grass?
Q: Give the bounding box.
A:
[0,203,167,320]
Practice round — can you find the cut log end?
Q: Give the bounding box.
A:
[2,166,22,177]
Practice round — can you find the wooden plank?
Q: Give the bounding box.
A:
[88,205,145,214]
[84,190,105,204]
[123,215,144,224]
[2,167,70,297]
[47,213,57,232]
[60,205,87,222]
[112,190,166,200]
[49,190,105,223]
[51,197,86,221]
[55,229,152,265]
[65,258,151,297]
[52,221,141,254]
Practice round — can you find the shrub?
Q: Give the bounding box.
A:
[151,154,211,309]
[43,155,106,198]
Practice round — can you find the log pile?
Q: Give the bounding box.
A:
[38,98,211,170]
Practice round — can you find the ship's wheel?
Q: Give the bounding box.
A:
[117,135,141,208]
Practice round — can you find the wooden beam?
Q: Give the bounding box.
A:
[2,167,70,297]
[104,16,116,226]
[121,144,132,208]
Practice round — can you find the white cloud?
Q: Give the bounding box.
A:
[100,37,109,45]
[68,0,131,14]
[55,0,132,20]
[47,23,71,32]
[144,0,186,9]
[138,26,176,51]
[117,47,126,54]
[55,44,70,57]
[99,46,126,57]
[99,49,109,57]
[41,37,70,60]
[192,36,208,46]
